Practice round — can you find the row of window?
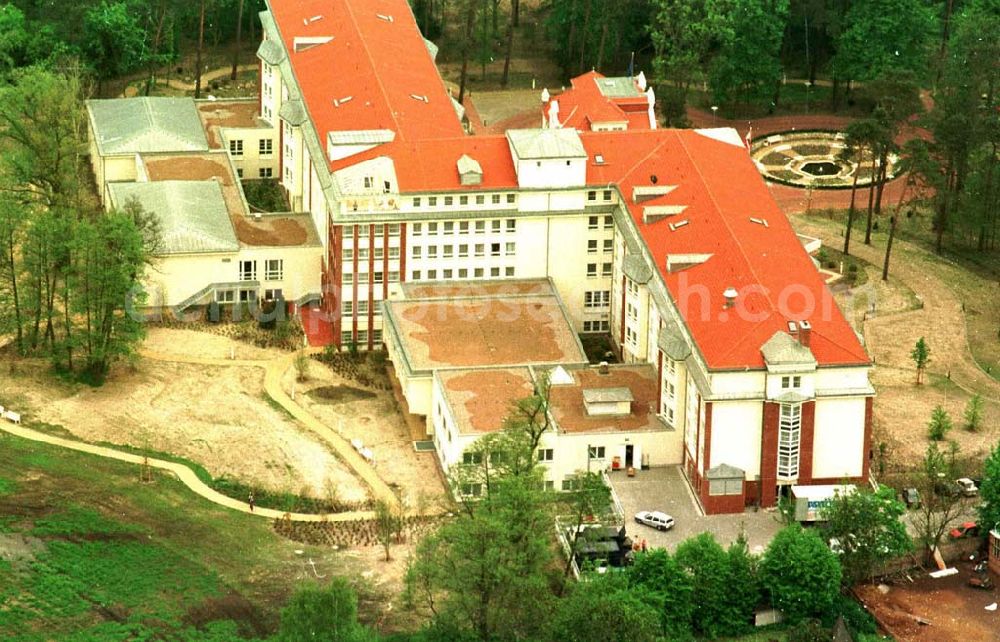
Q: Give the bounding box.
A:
[584,290,610,308]
[412,219,515,236]
[342,300,382,316]
[343,224,402,239]
[341,328,383,345]
[411,266,515,281]
[586,263,613,278]
[236,167,274,179]
[582,320,610,333]
[343,247,400,261]
[411,242,514,259]
[587,239,614,254]
[341,270,400,284]
[228,139,274,157]
[589,215,615,231]
[413,193,516,208]
[238,259,283,282]
[586,190,614,202]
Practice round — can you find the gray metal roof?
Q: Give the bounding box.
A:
[507,128,587,160]
[774,390,811,404]
[583,387,634,404]
[594,76,642,98]
[257,39,286,66]
[87,98,209,156]
[657,319,691,360]
[622,253,652,284]
[279,99,308,126]
[107,181,238,255]
[760,331,817,366]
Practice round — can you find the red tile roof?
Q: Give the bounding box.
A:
[545,71,652,131]
[268,0,463,169]
[583,128,869,370]
[267,1,868,371]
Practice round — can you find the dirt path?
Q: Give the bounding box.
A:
[0,421,372,522]
[139,346,403,510]
[792,215,1000,404]
[166,64,258,92]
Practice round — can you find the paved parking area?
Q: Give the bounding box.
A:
[608,465,782,554]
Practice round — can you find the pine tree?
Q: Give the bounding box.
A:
[910,337,931,384]
[927,405,952,441]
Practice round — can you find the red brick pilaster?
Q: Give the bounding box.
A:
[799,401,816,483]
[862,396,874,481]
[331,226,343,346]
[760,402,779,508]
[399,224,407,283]
[699,402,713,505]
[367,224,375,350]
[382,225,390,301]
[351,225,358,346]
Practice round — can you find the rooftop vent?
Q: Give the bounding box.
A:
[668,220,689,232]
[410,94,429,103]
[376,13,394,22]
[750,217,769,227]
[333,96,353,107]
[787,321,798,335]
[598,361,609,375]
[303,15,323,25]
[650,174,658,184]
[723,287,738,309]
[293,36,333,53]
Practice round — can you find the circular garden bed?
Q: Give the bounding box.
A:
[750,130,899,190]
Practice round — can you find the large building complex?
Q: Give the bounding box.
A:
[85,0,874,514]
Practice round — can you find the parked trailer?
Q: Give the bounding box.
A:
[790,484,856,522]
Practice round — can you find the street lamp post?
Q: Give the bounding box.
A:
[804,81,812,115]
[711,105,719,127]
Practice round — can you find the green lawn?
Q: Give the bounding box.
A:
[0,433,344,641]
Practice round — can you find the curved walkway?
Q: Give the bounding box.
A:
[792,215,1000,404]
[0,421,375,522]
[140,348,402,510]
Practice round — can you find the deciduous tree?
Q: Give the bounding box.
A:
[758,525,841,623]
[821,484,912,584]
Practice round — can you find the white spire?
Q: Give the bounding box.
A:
[541,87,550,103]
[548,99,561,129]
[646,87,656,130]
[636,70,647,91]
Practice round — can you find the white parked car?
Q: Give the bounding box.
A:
[956,478,979,497]
[634,510,675,531]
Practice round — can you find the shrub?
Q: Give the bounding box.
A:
[675,532,755,638]
[927,405,952,441]
[294,351,310,382]
[278,578,376,642]
[833,594,876,634]
[759,525,841,624]
[964,394,983,431]
[626,549,694,640]
[786,619,829,642]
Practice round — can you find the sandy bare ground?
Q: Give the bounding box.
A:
[283,359,448,510]
[1,330,369,503]
[792,215,1000,465]
[143,327,287,362]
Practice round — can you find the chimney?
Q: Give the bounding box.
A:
[799,320,812,347]
[787,321,798,336]
[598,361,609,375]
[723,287,738,309]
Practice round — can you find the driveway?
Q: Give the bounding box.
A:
[609,465,782,554]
